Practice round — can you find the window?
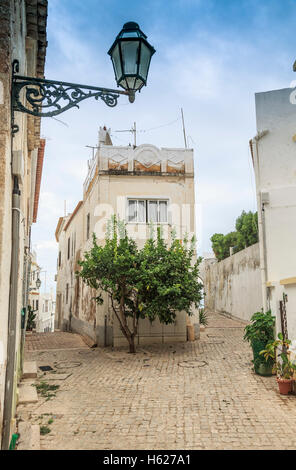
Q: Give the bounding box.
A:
[72,232,76,257]
[67,237,70,260]
[58,251,61,268]
[66,283,69,304]
[36,300,39,311]
[127,199,168,223]
[86,213,90,240]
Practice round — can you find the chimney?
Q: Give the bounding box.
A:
[98,126,112,146]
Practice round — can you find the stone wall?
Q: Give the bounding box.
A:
[0,0,48,447]
[201,243,262,322]
[0,0,13,440]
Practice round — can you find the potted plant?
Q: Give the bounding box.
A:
[199,308,208,327]
[243,310,275,376]
[260,333,296,395]
[26,305,37,331]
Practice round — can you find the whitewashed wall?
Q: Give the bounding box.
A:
[253,88,296,342]
[56,138,198,346]
[201,243,263,322]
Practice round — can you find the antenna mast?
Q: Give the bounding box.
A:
[181,108,187,148]
[115,122,137,147]
[85,145,98,159]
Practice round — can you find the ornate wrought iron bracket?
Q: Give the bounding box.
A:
[11,60,132,134]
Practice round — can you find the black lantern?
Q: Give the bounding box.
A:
[108,22,156,101]
[36,277,41,289]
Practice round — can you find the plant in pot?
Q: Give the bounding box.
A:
[199,308,208,327]
[260,333,296,395]
[243,310,275,376]
[26,305,37,331]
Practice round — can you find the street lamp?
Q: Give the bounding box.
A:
[28,275,41,291]
[36,277,41,290]
[11,22,155,134]
[108,22,156,103]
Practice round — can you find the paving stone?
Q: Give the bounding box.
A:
[25,331,89,351]
[17,421,40,450]
[22,361,37,379]
[80,334,97,348]
[15,312,296,450]
[18,384,38,405]
[45,373,72,381]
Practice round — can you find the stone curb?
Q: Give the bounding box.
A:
[22,361,37,379]
[17,421,40,450]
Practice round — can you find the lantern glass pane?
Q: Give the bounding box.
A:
[111,44,122,80]
[121,31,139,38]
[121,41,139,75]
[139,42,151,80]
[118,78,126,89]
[126,77,136,89]
[135,78,144,90]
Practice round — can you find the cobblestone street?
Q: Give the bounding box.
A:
[17,313,296,450]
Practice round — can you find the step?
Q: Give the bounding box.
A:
[22,361,37,379]
[18,384,38,405]
[17,421,40,450]
[80,334,97,348]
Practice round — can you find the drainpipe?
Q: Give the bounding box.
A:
[1,176,21,450]
[249,132,268,313]
[20,245,31,370]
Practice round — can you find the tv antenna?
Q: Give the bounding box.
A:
[85,145,98,159]
[181,108,188,149]
[115,122,137,147]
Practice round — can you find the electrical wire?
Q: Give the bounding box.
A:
[137,117,181,133]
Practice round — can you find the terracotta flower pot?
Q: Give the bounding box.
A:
[276,377,293,395]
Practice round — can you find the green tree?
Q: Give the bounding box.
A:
[210,210,258,261]
[210,233,225,261]
[235,210,258,250]
[77,217,203,353]
[210,231,238,261]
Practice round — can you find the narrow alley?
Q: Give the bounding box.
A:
[16,312,296,450]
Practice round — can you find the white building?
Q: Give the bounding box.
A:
[28,251,41,317]
[55,127,199,347]
[0,1,48,448]
[250,87,296,342]
[37,292,55,333]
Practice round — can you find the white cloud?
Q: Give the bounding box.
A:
[32,0,296,272]
[35,240,58,251]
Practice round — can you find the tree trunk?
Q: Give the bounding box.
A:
[128,335,136,353]
[110,293,137,353]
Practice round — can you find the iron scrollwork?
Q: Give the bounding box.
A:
[11,60,128,132]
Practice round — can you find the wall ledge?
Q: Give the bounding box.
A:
[280,277,296,286]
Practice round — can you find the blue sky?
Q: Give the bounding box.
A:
[32,0,296,291]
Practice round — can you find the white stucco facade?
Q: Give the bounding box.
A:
[37,292,55,333]
[28,251,41,320]
[251,87,296,342]
[0,0,47,447]
[55,127,199,347]
[201,243,262,323]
